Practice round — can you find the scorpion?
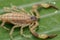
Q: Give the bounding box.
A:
[0,3,59,40]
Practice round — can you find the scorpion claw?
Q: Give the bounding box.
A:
[39,34,48,39]
[39,3,59,10]
[39,34,57,39]
[48,34,57,38]
[50,6,59,10]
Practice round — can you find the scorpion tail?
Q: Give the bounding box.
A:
[30,29,57,39]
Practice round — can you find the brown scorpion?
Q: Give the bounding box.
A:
[0,3,58,40]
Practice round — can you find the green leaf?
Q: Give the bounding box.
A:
[0,0,60,40]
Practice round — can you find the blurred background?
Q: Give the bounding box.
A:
[0,0,60,40]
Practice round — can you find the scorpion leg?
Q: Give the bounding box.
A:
[20,26,29,38]
[20,26,25,37]
[20,8,27,12]
[3,7,11,13]
[29,21,39,32]
[1,21,9,30]
[11,5,20,12]
[20,27,23,35]
[30,10,35,16]
[9,25,18,39]
[20,8,30,14]
[30,10,40,18]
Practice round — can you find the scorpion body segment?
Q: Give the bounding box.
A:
[0,12,32,24]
